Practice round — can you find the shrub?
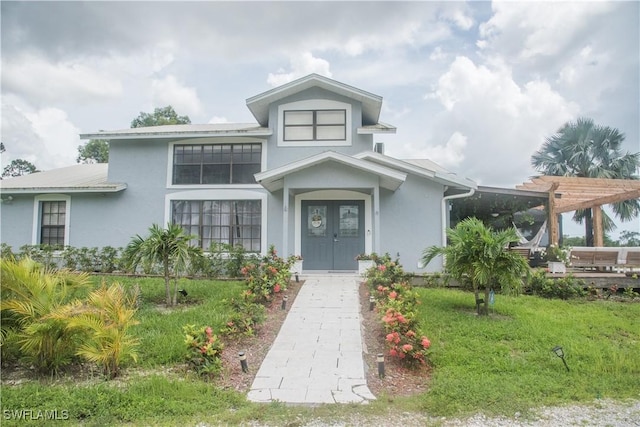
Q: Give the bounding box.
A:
[50,282,140,378]
[528,269,586,299]
[183,324,223,376]
[365,256,431,366]
[221,291,266,337]
[241,245,293,302]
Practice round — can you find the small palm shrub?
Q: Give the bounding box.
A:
[0,257,91,374]
[50,282,140,378]
[183,324,224,376]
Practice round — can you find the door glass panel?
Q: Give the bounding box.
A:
[307,206,327,237]
[339,205,359,237]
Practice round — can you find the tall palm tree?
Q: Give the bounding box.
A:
[531,117,640,246]
[123,223,199,306]
[422,218,530,316]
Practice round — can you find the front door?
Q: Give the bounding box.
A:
[301,200,365,270]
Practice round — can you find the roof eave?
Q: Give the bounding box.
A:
[1,184,127,194]
[80,128,272,140]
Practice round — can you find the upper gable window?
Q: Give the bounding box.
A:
[173,143,261,185]
[278,99,352,147]
[283,110,346,141]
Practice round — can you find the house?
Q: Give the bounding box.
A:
[0,74,476,273]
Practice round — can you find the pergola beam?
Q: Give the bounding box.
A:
[518,176,640,246]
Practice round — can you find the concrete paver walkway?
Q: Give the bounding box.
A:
[247,274,375,404]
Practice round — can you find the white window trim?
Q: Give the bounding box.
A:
[166,138,267,189]
[164,189,268,255]
[32,194,71,246]
[278,99,352,147]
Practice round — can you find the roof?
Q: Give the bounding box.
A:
[254,151,407,192]
[0,164,126,194]
[246,74,384,127]
[355,152,477,190]
[80,123,272,140]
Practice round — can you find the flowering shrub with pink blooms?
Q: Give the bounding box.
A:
[241,245,294,302]
[183,324,224,376]
[365,255,431,366]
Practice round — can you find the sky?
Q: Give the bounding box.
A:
[1,1,639,238]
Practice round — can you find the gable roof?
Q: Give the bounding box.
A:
[246,74,383,127]
[254,151,407,192]
[355,152,477,190]
[0,164,126,194]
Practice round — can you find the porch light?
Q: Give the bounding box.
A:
[552,346,570,372]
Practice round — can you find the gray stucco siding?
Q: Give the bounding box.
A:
[378,175,445,272]
[0,195,36,249]
[265,88,374,169]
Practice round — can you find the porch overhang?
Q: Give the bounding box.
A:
[254,151,407,192]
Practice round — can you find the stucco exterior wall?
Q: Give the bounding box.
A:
[378,175,445,272]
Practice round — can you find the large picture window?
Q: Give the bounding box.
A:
[283,109,346,141]
[173,144,261,185]
[171,200,261,251]
[40,201,66,246]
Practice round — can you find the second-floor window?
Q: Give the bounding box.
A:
[283,110,346,141]
[173,143,261,185]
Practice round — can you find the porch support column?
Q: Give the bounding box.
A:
[548,182,559,246]
[373,185,381,253]
[593,205,604,247]
[282,182,289,256]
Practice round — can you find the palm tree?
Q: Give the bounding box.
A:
[532,117,640,246]
[0,257,91,374]
[122,223,199,306]
[422,218,530,315]
[50,282,140,378]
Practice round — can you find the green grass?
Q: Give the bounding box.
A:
[414,288,640,417]
[2,278,638,425]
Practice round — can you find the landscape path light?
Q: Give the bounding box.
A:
[552,345,570,372]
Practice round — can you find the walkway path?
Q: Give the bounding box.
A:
[247,274,375,404]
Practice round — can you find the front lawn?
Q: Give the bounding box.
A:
[2,276,638,425]
[415,288,640,417]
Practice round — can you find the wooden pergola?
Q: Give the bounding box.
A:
[516,176,640,246]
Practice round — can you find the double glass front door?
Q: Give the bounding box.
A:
[301,200,364,270]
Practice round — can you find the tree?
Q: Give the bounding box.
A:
[619,231,640,247]
[122,223,200,306]
[77,139,109,163]
[2,159,39,178]
[532,117,640,246]
[421,218,530,315]
[130,106,191,128]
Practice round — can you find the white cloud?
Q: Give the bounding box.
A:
[150,75,204,117]
[479,1,613,60]
[2,54,122,105]
[426,56,579,185]
[421,131,467,169]
[1,105,80,171]
[267,52,332,86]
